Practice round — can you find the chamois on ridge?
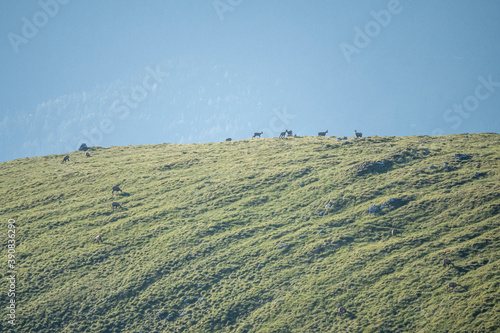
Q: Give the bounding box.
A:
[112,202,123,210]
[62,155,70,163]
[337,306,346,316]
[252,131,263,138]
[318,130,328,137]
[442,259,454,268]
[447,282,463,291]
[355,130,363,138]
[112,186,122,195]
[279,130,288,139]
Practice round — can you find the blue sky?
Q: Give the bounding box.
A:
[1,0,499,163]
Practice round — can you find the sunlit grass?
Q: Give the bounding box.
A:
[0,133,498,332]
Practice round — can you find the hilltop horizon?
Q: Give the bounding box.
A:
[2,131,498,164]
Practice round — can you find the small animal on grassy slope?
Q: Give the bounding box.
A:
[62,155,70,163]
[279,130,288,139]
[355,130,363,138]
[252,131,263,138]
[95,235,102,243]
[391,229,396,236]
[318,130,328,137]
[447,282,463,291]
[112,186,122,195]
[225,138,232,142]
[112,202,123,210]
[86,152,91,157]
[286,130,293,137]
[442,259,454,268]
[337,305,346,316]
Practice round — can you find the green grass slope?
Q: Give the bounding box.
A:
[1,134,499,332]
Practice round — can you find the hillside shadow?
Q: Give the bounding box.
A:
[344,311,357,319]
[453,266,469,274]
[119,192,131,197]
[448,286,468,293]
[347,313,357,319]
[102,208,128,215]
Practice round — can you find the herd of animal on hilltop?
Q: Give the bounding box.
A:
[225,129,363,142]
[59,128,466,301]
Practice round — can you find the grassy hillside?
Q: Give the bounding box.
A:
[1,134,499,332]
